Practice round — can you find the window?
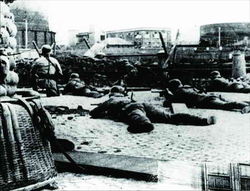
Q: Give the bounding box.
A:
[100,35,105,41]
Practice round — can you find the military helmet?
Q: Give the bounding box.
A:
[110,85,125,94]
[210,71,221,79]
[95,52,105,59]
[41,45,52,54]
[96,52,105,56]
[168,79,183,91]
[70,73,80,79]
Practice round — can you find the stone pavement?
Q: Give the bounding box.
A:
[41,91,250,164]
[40,91,250,190]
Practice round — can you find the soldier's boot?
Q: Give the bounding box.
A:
[169,113,217,126]
[126,109,154,133]
[241,105,250,114]
[127,122,154,134]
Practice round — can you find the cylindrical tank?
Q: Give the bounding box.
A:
[200,23,250,47]
[232,51,246,78]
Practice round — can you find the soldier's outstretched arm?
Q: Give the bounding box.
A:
[89,101,109,118]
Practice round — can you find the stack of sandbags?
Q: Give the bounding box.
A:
[0,1,17,55]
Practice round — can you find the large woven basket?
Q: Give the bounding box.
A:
[0,100,57,191]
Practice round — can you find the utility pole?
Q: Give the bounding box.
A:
[25,19,28,49]
[218,27,221,48]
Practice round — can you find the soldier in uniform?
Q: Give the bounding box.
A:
[164,79,250,113]
[63,73,105,98]
[90,86,217,134]
[207,71,250,93]
[31,45,63,97]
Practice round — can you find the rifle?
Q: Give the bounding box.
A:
[159,32,168,57]
[32,41,41,57]
[83,38,90,49]
[151,89,164,93]
[126,87,151,91]
[161,29,180,69]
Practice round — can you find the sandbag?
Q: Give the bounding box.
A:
[0,14,8,27]
[6,21,17,37]
[0,2,10,17]
[8,36,17,49]
[0,27,10,45]
[4,12,15,22]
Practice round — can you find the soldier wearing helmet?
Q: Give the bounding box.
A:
[109,85,126,97]
[31,44,63,97]
[63,73,105,98]
[207,71,250,93]
[90,85,217,134]
[164,78,250,113]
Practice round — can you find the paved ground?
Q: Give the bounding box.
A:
[40,91,250,190]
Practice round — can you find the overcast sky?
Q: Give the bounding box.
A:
[13,0,250,45]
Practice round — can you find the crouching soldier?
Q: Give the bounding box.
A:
[207,71,250,93]
[63,73,105,98]
[90,86,217,134]
[0,54,74,153]
[164,79,250,113]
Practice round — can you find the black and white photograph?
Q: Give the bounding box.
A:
[0,0,250,190]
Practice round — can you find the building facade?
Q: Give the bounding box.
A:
[76,27,171,53]
[200,22,250,47]
[11,7,56,50]
[106,27,171,49]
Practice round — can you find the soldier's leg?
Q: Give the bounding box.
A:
[168,113,216,126]
[143,103,216,126]
[46,80,60,97]
[200,97,250,113]
[125,104,154,133]
[199,97,226,109]
[142,103,171,123]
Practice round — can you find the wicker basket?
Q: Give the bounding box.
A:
[0,100,57,191]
